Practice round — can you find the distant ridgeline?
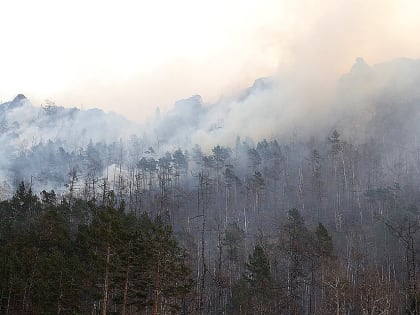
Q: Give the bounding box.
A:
[0,58,420,313]
[0,58,419,198]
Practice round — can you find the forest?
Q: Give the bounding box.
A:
[1,59,420,314]
[1,124,420,314]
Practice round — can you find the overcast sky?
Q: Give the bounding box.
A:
[1,0,420,121]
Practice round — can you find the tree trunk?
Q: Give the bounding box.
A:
[121,255,130,315]
[57,270,63,315]
[153,261,160,315]
[102,245,111,315]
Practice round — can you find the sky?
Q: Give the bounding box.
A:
[0,0,420,122]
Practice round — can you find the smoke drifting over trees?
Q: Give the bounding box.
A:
[1,58,420,313]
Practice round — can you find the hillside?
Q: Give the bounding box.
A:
[1,58,420,313]
[1,58,419,195]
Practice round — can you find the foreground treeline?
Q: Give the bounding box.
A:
[0,183,419,314]
[0,184,192,314]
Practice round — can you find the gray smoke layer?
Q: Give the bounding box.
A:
[148,57,420,151]
[1,57,420,196]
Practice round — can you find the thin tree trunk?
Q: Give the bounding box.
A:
[121,248,131,315]
[103,245,111,315]
[6,285,11,315]
[57,270,63,315]
[153,261,160,315]
[22,250,39,313]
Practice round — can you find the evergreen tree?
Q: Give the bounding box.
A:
[231,244,274,314]
[137,214,193,314]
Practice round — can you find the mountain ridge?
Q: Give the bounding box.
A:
[0,57,419,196]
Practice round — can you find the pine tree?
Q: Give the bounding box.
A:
[243,244,274,314]
[137,214,193,314]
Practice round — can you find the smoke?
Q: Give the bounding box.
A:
[0,56,419,196]
[143,55,420,154]
[0,95,138,166]
[0,0,420,155]
[3,0,419,123]
[188,0,420,148]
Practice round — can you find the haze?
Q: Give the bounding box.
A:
[0,0,420,122]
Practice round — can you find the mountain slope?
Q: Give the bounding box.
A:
[1,57,420,195]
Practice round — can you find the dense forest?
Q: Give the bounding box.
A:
[1,126,420,314]
[1,58,420,314]
[0,186,192,314]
